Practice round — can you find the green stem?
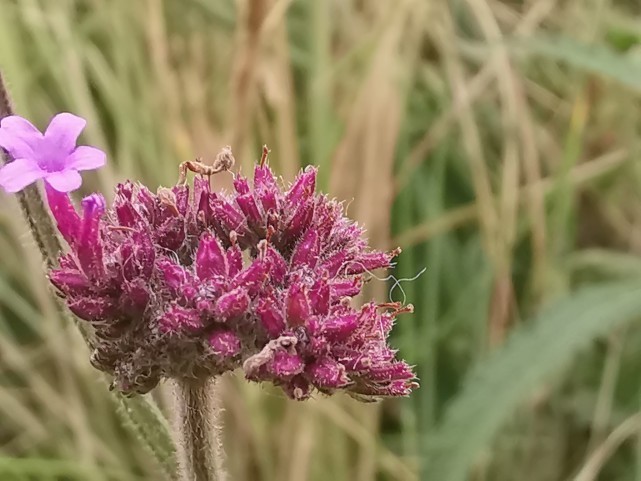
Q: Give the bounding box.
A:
[172,378,227,481]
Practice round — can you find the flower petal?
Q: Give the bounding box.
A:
[66,146,106,171]
[0,116,43,159]
[44,169,82,192]
[0,158,46,193]
[44,113,87,154]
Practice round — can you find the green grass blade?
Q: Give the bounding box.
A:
[504,35,641,91]
[424,280,641,481]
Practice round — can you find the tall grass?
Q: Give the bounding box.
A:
[1,1,641,480]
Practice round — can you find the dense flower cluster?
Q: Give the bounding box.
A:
[46,158,417,400]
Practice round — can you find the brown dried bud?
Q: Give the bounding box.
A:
[212,145,235,173]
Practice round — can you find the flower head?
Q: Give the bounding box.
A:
[0,113,105,193]
[47,150,417,401]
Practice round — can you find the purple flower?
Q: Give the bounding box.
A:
[0,113,106,193]
[46,150,417,400]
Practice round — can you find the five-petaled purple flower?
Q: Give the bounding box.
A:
[0,113,105,193]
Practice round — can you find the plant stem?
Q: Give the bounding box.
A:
[172,378,227,481]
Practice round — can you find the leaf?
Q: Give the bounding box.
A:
[505,36,641,91]
[423,280,641,481]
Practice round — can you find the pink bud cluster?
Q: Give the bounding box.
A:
[47,161,417,400]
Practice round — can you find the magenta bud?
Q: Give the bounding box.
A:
[256,297,285,336]
[378,311,395,337]
[115,181,134,201]
[233,176,250,195]
[172,184,190,215]
[231,259,269,296]
[330,278,362,299]
[258,189,278,213]
[135,185,157,219]
[208,330,241,358]
[322,314,358,340]
[345,251,394,275]
[307,333,329,357]
[212,198,244,232]
[236,193,263,226]
[253,164,278,192]
[320,250,351,277]
[285,166,317,204]
[286,282,311,327]
[49,270,91,296]
[45,184,80,246]
[264,246,287,284]
[338,352,372,372]
[291,228,319,268]
[284,201,314,242]
[120,230,155,281]
[196,233,228,279]
[354,303,382,336]
[215,287,249,320]
[309,278,330,315]
[155,217,185,251]
[268,351,304,377]
[67,296,116,321]
[253,163,279,212]
[226,242,243,278]
[158,305,202,334]
[307,357,350,389]
[76,194,106,280]
[358,379,417,397]
[157,258,190,292]
[81,194,105,223]
[193,177,212,215]
[313,201,340,238]
[113,182,140,227]
[366,362,416,382]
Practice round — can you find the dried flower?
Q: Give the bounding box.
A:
[0,113,105,193]
[47,149,417,401]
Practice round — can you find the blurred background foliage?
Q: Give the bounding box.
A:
[2,0,641,480]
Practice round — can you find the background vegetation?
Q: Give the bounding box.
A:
[1,0,641,480]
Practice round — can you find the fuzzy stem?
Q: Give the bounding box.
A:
[116,392,178,479]
[172,378,227,481]
[0,70,177,478]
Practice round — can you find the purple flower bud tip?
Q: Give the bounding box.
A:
[269,351,304,377]
[197,233,228,279]
[82,193,106,212]
[0,113,106,193]
[49,269,91,295]
[47,146,417,398]
[307,357,350,389]
[215,287,250,321]
[286,282,311,327]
